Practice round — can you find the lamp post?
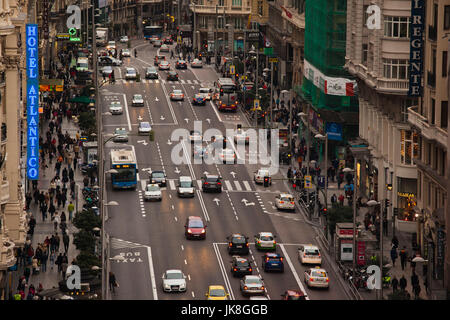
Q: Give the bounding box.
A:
[367,199,383,300]
[343,166,356,277]
[102,198,119,300]
[299,111,311,216]
[315,133,328,212]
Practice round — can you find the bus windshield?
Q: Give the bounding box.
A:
[112,168,136,182]
[144,26,163,39]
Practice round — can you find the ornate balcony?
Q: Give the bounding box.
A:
[408,106,448,148]
[191,4,251,15]
[0,180,9,205]
[0,237,16,270]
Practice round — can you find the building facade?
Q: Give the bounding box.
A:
[0,0,29,298]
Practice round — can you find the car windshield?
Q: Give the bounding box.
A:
[259,170,269,176]
[103,66,112,71]
[206,177,218,182]
[152,172,164,178]
[267,256,281,261]
[173,90,182,94]
[199,88,209,93]
[127,69,136,74]
[281,197,293,201]
[188,220,203,228]
[260,235,273,241]
[140,122,150,128]
[312,271,327,278]
[191,131,200,135]
[110,102,121,107]
[287,294,304,300]
[147,68,156,72]
[123,49,129,53]
[180,181,192,188]
[232,236,246,244]
[246,278,262,285]
[115,129,127,135]
[178,60,186,63]
[305,249,320,255]
[166,272,183,280]
[134,95,142,99]
[236,260,249,267]
[209,289,225,297]
[146,185,159,192]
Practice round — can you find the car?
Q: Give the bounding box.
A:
[163,37,173,45]
[254,232,277,251]
[205,285,229,300]
[193,144,209,159]
[175,60,187,69]
[160,44,169,52]
[201,174,222,193]
[125,67,137,80]
[261,253,284,272]
[158,60,170,70]
[154,54,166,66]
[185,216,206,240]
[113,128,128,142]
[227,234,249,255]
[120,36,129,43]
[177,176,194,198]
[219,148,236,164]
[240,275,265,296]
[149,170,166,187]
[230,256,252,277]
[234,129,250,144]
[99,56,122,66]
[170,89,184,101]
[138,121,152,135]
[145,66,159,79]
[298,245,322,265]
[192,93,206,105]
[254,168,272,185]
[121,48,131,57]
[101,66,113,77]
[304,267,329,289]
[132,94,144,107]
[153,40,162,47]
[109,101,123,115]
[144,184,162,201]
[162,269,187,293]
[275,193,296,211]
[149,35,159,43]
[281,290,307,300]
[167,71,179,81]
[189,130,203,144]
[210,135,228,148]
[191,58,203,68]
[198,87,213,100]
[106,41,116,50]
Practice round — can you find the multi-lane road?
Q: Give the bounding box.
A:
[102,40,350,300]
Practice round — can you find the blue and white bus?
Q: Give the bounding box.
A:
[110,149,138,189]
[144,26,163,40]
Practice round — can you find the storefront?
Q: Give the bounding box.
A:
[397,178,418,221]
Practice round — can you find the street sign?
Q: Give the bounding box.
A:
[68,28,77,36]
[304,175,312,189]
[253,99,261,111]
[177,35,182,44]
[269,57,278,63]
[229,65,235,75]
[264,47,273,56]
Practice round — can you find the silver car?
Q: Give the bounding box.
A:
[122,49,131,57]
[132,94,144,107]
[125,67,137,80]
[144,184,162,201]
[162,269,187,292]
[113,128,128,142]
[170,89,184,101]
[109,101,123,115]
[138,121,152,135]
[159,60,170,70]
[191,58,203,68]
[240,275,265,296]
[101,65,113,77]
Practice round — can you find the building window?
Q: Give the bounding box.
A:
[383,59,409,79]
[400,130,419,165]
[384,16,410,38]
[294,0,306,14]
[363,5,369,28]
[258,0,263,16]
[431,98,435,124]
[445,6,450,30]
[362,43,368,66]
[232,0,242,7]
[218,0,224,6]
[442,101,448,129]
[233,17,243,30]
[443,51,448,77]
[217,17,224,29]
[417,171,421,200]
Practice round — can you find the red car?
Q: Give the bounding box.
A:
[184,216,207,240]
[281,290,307,300]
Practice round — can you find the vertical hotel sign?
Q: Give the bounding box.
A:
[26,24,39,180]
[408,0,425,97]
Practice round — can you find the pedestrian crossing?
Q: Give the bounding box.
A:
[140,179,257,192]
[119,79,202,85]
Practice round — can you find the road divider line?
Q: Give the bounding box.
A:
[146,246,158,300]
[121,93,132,131]
[160,79,179,125]
[196,189,210,222]
[279,244,310,300]
[212,243,234,300]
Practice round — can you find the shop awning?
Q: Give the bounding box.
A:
[69,96,94,104]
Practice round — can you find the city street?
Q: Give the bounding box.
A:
[102,40,350,300]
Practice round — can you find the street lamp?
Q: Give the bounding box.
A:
[367,199,384,299]
[343,166,357,280]
[315,133,328,212]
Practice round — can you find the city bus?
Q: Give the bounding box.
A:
[110,149,138,189]
[144,26,163,40]
[213,77,239,112]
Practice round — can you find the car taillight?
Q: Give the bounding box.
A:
[260,286,264,290]
[204,182,209,185]
[280,257,283,261]
[217,182,221,185]
[318,253,321,257]
[310,278,314,282]
[290,202,295,205]
[244,286,248,290]
[274,241,276,245]
[249,268,252,272]
[257,240,261,244]
[246,243,249,247]
[303,254,306,258]
[266,258,269,262]
[233,268,237,272]
[229,243,232,247]
[326,278,329,282]
[187,229,192,233]
[280,201,284,204]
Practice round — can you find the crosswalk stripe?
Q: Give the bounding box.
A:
[142,79,147,84]
[243,181,252,191]
[225,180,233,191]
[196,180,203,189]
[234,181,242,191]
[186,79,191,84]
[193,80,198,84]
[141,180,147,191]
[169,180,176,190]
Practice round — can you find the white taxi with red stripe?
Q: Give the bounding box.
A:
[275,193,295,211]
[304,267,329,289]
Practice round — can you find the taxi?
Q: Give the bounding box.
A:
[298,244,322,265]
[275,193,296,211]
[254,232,276,251]
[205,285,229,300]
[304,267,329,289]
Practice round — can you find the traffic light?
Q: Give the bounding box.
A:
[220,88,224,96]
[263,177,270,187]
[321,208,327,215]
[237,124,242,131]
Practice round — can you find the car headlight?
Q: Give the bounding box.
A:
[151,180,155,183]
[164,283,170,289]
[162,179,166,183]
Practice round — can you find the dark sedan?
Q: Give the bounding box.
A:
[230,256,252,277]
[167,71,179,81]
[149,170,167,187]
[201,175,222,193]
[175,60,187,69]
[192,93,206,105]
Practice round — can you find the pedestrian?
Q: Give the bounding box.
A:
[390,246,398,266]
[413,284,421,299]
[331,194,337,206]
[337,171,344,189]
[54,233,60,252]
[41,248,48,272]
[83,176,89,188]
[109,272,118,293]
[391,235,399,249]
[411,271,419,289]
[49,252,55,270]
[63,232,70,254]
[61,254,68,279]
[56,253,63,273]
[53,212,60,232]
[399,275,407,291]
[61,192,67,208]
[391,276,399,293]
[49,202,56,220]
[28,215,36,237]
[40,202,48,222]
[338,194,345,206]
[68,202,75,221]
[23,266,31,283]
[399,246,408,271]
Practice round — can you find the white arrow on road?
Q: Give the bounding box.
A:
[191,86,195,90]
[213,198,220,206]
[230,171,236,179]
[141,168,152,173]
[174,167,180,174]
[184,118,189,123]
[160,116,165,121]
[203,171,209,176]
[167,139,172,145]
[241,198,255,206]
[137,140,148,146]
[172,86,176,89]
[155,97,159,102]
[206,118,211,124]
[138,115,143,121]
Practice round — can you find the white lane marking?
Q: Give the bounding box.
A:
[234,181,242,191]
[181,245,184,251]
[160,78,179,125]
[212,243,234,300]
[184,259,187,265]
[188,274,191,281]
[196,189,210,222]
[141,180,147,191]
[146,246,158,300]
[209,100,223,122]
[279,244,310,300]
[224,180,233,191]
[196,180,202,190]
[191,291,195,298]
[169,179,176,190]
[145,100,154,125]
[181,140,196,180]
[243,181,252,191]
[122,93,132,131]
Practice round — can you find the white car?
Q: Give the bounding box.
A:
[107,41,116,50]
[253,168,271,185]
[132,94,144,107]
[162,269,187,292]
[177,176,195,198]
[240,275,265,296]
[159,60,170,70]
[101,65,113,77]
[120,36,129,43]
[138,121,152,135]
[160,44,169,52]
[304,267,329,289]
[191,58,203,68]
[113,128,128,142]
[109,101,123,114]
[125,67,137,80]
[122,49,131,57]
[170,89,184,101]
[234,129,250,144]
[254,232,276,251]
[219,148,236,164]
[189,130,203,144]
[199,87,213,100]
[144,184,162,201]
[275,193,296,211]
[298,245,322,265]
